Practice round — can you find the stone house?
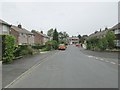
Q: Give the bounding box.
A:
[42,34,50,45]
[112,23,120,47]
[32,30,50,45]
[31,30,44,45]
[68,36,79,44]
[0,19,11,34]
[0,19,11,60]
[10,24,34,45]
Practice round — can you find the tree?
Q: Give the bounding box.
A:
[31,30,36,33]
[59,32,64,40]
[53,28,59,42]
[58,31,69,45]
[47,28,54,37]
[78,34,81,39]
[63,32,69,38]
[98,37,108,50]
[77,34,81,43]
[2,35,15,63]
[105,30,115,49]
[59,32,69,38]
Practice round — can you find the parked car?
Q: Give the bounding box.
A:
[58,44,66,50]
[75,43,80,47]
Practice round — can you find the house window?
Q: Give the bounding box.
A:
[115,29,120,34]
[117,40,120,46]
[24,34,27,37]
[19,33,23,36]
[3,25,9,32]
[115,40,120,47]
[28,35,32,37]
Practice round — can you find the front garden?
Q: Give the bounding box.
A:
[1,35,59,63]
[86,30,119,51]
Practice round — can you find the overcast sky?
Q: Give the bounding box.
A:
[0,1,118,36]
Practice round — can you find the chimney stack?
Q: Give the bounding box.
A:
[18,24,22,28]
[100,28,101,32]
[41,31,43,34]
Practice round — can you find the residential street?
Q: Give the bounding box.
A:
[2,50,57,88]
[0,61,2,90]
[7,45,118,88]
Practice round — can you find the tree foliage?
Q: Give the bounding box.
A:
[58,31,69,44]
[2,35,15,63]
[105,30,115,49]
[45,40,58,50]
[86,30,115,51]
[53,28,59,42]
[79,35,88,44]
[98,37,108,50]
[47,28,54,37]
[77,34,81,39]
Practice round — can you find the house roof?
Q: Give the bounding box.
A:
[0,19,11,26]
[112,23,120,30]
[42,34,50,38]
[11,25,33,35]
[89,30,106,37]
[68,37,79,40]
[32,30,49,38]
[88,29,111,39]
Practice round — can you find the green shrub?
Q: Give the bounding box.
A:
[105,30,115,49]
[27,46,34,55]
[32,44,46,49]
[86,31,115,51]
[20,50,29,55]
[14,46,21,57]
[45,40,53,51]
[52,40,58,50]
[45,40,59,50]
[98,37,108,51]
[14,45,34,57]
[2,35,15,63]
[41,47,50,51]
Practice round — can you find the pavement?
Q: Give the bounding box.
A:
[79,47,119,65]
[2,50,57,88]
[79,47,118,59]
[0,61,2,90]
[6,45,118,88]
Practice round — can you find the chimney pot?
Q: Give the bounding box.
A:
[18,24,22,28]
[41,31,43,34]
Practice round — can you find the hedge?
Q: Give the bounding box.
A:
[2,35,15,63]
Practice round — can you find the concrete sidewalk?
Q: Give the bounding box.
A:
[79,47,118,60]
[0,61,2,90]
[2,50,58,88]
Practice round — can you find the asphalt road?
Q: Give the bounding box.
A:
[2,50,57,87]
[0,61,2,90]
[8,45,118,88]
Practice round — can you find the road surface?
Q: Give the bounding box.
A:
[7,45,118,88]
[0,61,2,90]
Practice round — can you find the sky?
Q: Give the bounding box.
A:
[0,1,118,36]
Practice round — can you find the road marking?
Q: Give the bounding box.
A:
[88,56,93,58]
[99,58,104,61]
[105,60,109,63]
[110,62,116,65]
[87,55,117,66]
[4,51,59,88]
[100,58,104,61]
[40,51,49,54]
[95,57,99,59]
